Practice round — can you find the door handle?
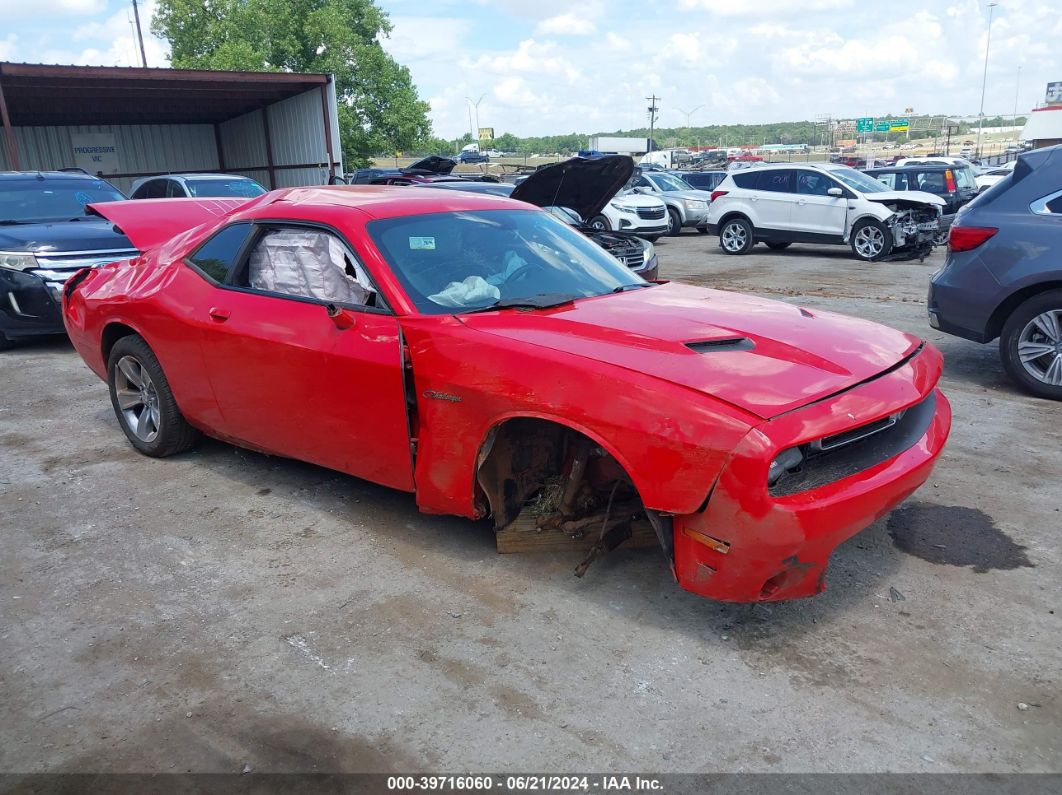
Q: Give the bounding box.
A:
[797,199,807,205]
[208,307,231,322]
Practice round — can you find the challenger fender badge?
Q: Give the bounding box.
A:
[423,390,461,403]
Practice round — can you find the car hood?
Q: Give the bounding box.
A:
[661,189,713,202]
[865,190,946,207]
[610,192,666,209]
[0,218,135,254]
[458,282,922,419]
[406,155,457,175]
[511,156,633,221]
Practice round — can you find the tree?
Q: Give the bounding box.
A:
[153,0,433,168]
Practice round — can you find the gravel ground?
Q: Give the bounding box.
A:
[1,234,1059,775]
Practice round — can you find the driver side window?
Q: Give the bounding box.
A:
[241,227,379,308]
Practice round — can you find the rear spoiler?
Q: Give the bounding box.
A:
[87,197,250,252]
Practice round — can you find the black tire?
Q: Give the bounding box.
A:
[0,332,13,351]
[765,241,792,250]
[696,226,709,234]
[850,218,894,261]
[999,289,1062,400]
[588,215,611,231]
[718,217,755,255]
[107,335,200,457]
[666,207,682,237]
[644,235,661,243]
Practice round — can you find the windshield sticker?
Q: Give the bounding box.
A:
[409,236,436,250]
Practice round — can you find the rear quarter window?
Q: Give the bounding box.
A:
[187,223,253,283]
[731,172,759,189]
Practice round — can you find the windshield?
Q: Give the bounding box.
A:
[367,209,643,315]
[829,167,890,194]
[184,178,266,198]
[648,173,693,192]
[0,177,125,224]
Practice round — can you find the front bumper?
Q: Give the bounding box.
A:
[0,267,65,339]
[672,346,951,602]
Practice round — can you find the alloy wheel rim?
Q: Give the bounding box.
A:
[114,355,161,442]
[1017,309,1062,386]
[721,223,747,251]
[855,226,884,258]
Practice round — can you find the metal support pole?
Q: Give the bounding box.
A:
[976,2,998,159]
[0,75,19,171]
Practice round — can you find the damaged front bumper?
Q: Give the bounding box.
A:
[884,211,940,260]
[671,345,951,602]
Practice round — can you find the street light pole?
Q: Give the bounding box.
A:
[1013,64,1022,126]
[465,94,485,147]
[646,95,659,153]
[976,2,998,160]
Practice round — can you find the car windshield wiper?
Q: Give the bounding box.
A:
[0,220,32,225]
[460,293,577,315]
[612,283,652,293]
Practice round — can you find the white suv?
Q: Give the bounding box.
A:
[587,192,670,240]
[705,163,945,261]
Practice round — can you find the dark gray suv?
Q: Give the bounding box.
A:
[928,144,1062,399]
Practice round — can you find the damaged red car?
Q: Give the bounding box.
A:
[63,187,951,602]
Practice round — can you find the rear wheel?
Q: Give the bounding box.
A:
[107,335,200,457]
[666,207,682,237]
[588,215,611,231]
[719,217,754,255]
[850,218,893,261]
[999,291,1062,400]
[0,332,13,351]
[765,241,791,250]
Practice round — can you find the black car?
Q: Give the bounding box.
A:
[864,164,978,240]
[928,144,1062,399]
[0,171,137,349]
[415,158,659,280]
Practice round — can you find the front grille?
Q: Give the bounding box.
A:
[769,392,937,497]
[636,207,665,220]
[30,249,137,288]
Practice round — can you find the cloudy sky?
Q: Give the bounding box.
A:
[2,0,1059,139]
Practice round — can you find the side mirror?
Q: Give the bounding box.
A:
[326,303,357,330]
[827,187,844,197]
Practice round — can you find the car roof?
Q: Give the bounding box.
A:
[0,170,112,181]
[236,185,534,222]
[865,165,954,172]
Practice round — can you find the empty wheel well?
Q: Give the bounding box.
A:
[986,281,1062,342]
[474,418,642,530]
[101,323,140,364]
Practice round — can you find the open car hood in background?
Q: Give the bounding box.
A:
[87,198,248,252]
[511,156,634,221]
[405,155,457,175]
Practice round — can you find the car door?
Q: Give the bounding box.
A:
[752,169,796,231]
[193,222,414,491]
[790,170,849,237]
[132,178,166,200]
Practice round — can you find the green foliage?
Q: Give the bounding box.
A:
[152,0,433,168]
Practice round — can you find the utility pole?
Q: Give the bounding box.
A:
[131,0,148,68]
[646,95,659,153]
[976,2,998,160]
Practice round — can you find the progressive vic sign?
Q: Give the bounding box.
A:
[71,133,120,175]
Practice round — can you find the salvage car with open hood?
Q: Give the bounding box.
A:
[513,156,669,240]
[63,187,951,602]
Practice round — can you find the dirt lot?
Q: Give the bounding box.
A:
[1,236,1059,775]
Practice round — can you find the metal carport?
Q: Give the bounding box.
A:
[0,62,342,192]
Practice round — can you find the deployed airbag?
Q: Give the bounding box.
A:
[249,229,373,305]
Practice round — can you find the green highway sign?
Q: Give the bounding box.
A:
[856,117,874,133]
[890,118,910,131]
[875,122,891,132]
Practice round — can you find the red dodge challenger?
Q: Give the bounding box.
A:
[63,187,951,602]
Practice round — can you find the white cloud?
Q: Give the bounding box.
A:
[383,16,471,61]
[678,0,852,14]
[0,34,17,61]
[535,13,596,36]
[0,0,105,15]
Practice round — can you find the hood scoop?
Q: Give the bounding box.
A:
[686,337,755,353]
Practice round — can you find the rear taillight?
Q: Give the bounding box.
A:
[948,225,998,252]
[710,190,728,202]
[944,170,956,192]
